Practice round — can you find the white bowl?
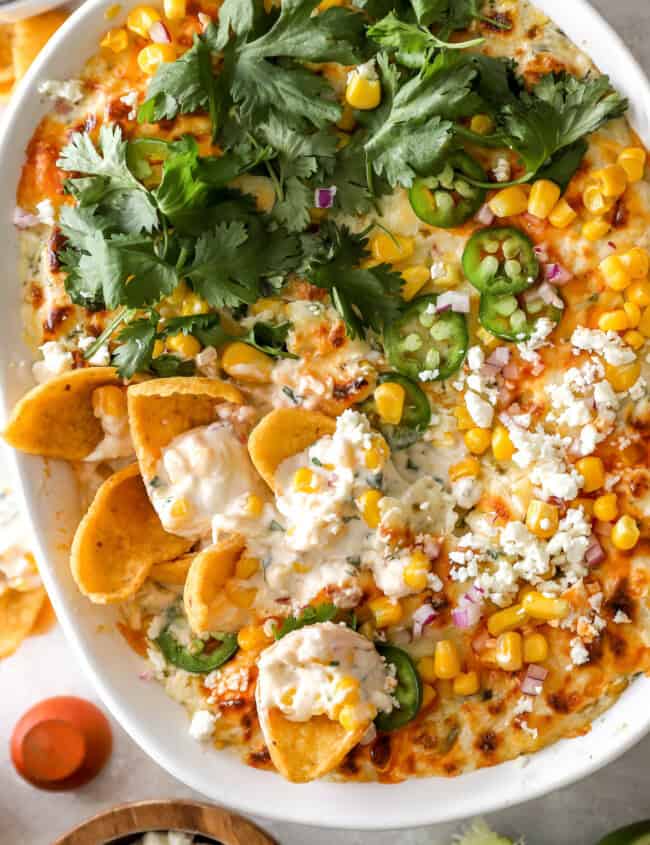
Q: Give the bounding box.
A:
[1,0,650,829]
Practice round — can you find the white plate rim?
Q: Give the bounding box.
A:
[1,0,650,829]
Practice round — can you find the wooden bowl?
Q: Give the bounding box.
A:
[52,800,276,845]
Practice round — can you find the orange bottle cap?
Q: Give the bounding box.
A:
[11,696,112,790]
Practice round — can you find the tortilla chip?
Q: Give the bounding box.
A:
[149,555,194,586]
[0,586,46,659]
[4,367,123,460]
[71,464,193,604]
[248,407,336,491]
[259,708,367,783]
[127,377,244,480]
[184,536,252,633]
[12,11,68,80]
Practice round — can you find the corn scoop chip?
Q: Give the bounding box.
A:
[71,463,192,604]
[127,377,244,481]
[248,407,336,491]
[0,586,46,658]
[149,555,194,586]
[4,367,123,460]
[184,535,253,634]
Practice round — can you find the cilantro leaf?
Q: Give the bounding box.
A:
[243,321,294,357]
[58,124,158,234]
[326,139,391,217]
[111,314,158,378]
[304,223,403,337]
[160,313,230,348]
[150,354,196,377]
[274,603,338,639]
[368,12,483,69]
[413,0,511,32]
[537,139,588,191]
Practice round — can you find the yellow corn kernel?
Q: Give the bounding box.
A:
[595,164,628,198]
[166,332,202,358]
[375,381,406,425]
[522,590,570,621]
[153,339,165,358]
[593,493,618,522]
[235,556,260,580]
[370,232,415,265]
[358,489,383,529]
[163,0,186,19]
[338,703,369,732]
[526,499,560,539]
[453,670,480,696]
[92,384,126,417]
[101,27,129,52]
[528,179,561,220]
[421,683,437,709]
[449,457,481,481]
[127,5,162,37]
[137,43,176,75]
[418,656,437,684]
[606,359,641,391]
[364,435,390,471]
[454,405,474,431]
[598,310,630,332]
[237,624,270,652]
[582,219,611,242]
[170,497,191,519]
[582,183,609,215]
[495,631,523,672]
[434,640,461,680]
[523,632,548,664]
[470,113,494,135]
[548,198,577,229]
[492,424,515,461]
[345,75,381,110]
[221,341,274,383]
[293,467,317,493]
[403,557,430,592]
[639,306,650,337]
[622,247,650,280]
[181,293,210,316]
[624,301,642,328]
[599,255,631,291]
[359,621,375,640]
[576,456,605,493]
[611,514,640,551]
[464,427,492,456]
[401,265,430,301]
[618,147,647,183]
[369,596,403,628]
[488,186,529,218]
[225,581,257,608]
[246,494,264,517]
[624,329,645,350]
[628,280,650,309]
[573,497,595,518]
[333,677,361,716]
[487,603,528,637]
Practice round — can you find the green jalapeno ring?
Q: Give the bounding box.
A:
[478,286,564,343]
[597,822,650,845]
[374,644,422,732]
[156,621,238,674]
[385,294,469,382]
[409,152,487,229]
[126,138,171,181]
[361,372,432,450]
[462,226,539,296]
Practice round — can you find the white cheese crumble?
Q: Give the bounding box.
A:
[119,90,139,119]
[570,638,590,666]
[188,709,217,742]
[347,59,377,84]
[38,78,85,103]
[613,610,631,624]
[32,341,73,384]
[465,390,494,428]
[78,335,111,366]
[36,199,56,226]
[571,327,636,366]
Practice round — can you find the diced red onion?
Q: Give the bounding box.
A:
[149,20,172,43]
[521,664,548,696]
[412,603,436,638]
[487,347,510,369]
[314,186,337,209]
[544,262,572,286]
[420,536,441,560]
[585,536,606,566]
[538,282,564,308]
[472,630,496,652]
[475,203,494,225]
[453,586,484,629]
[13,207,40,229]
[502,361,520,380]
[533,243,549,262]
[527,664,548,681]
[480,362,500,381]
[437,291,470,313]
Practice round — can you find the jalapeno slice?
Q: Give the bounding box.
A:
[462,226,539,296]
[361,373,432,450]
[597,822,650,845]
[409,152,487,229]
[385,295,468,382]
[374,644,422,732]
[479,286,564,342]
[126,138,170,182]
[156,623,238,674]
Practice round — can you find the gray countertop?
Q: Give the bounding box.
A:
[2,2,650,843]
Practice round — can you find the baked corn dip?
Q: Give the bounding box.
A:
[7,0,650,783]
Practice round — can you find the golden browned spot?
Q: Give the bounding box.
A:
[47,227,66,271]
[43,304,74,339]
[370,734,392,770]
[607,578,635,622]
